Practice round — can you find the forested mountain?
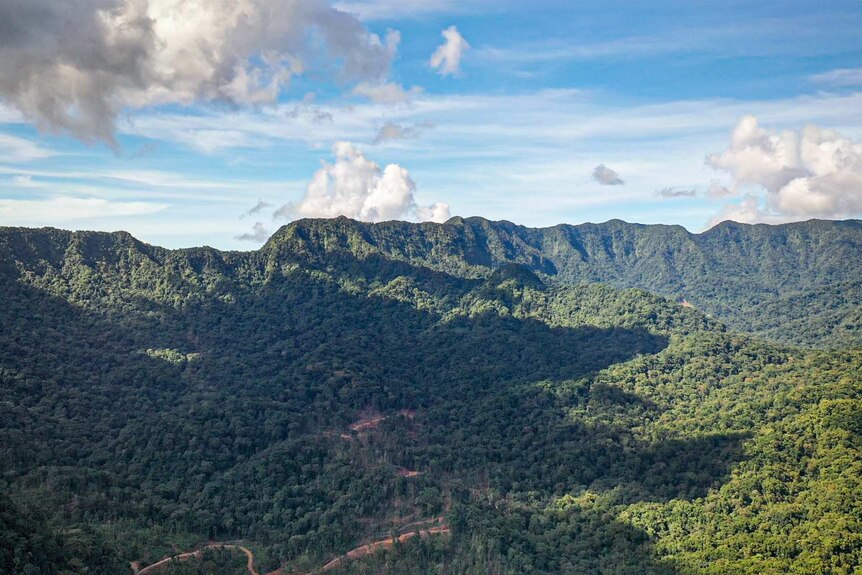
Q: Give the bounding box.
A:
[269,216,862,347]
[1,220,861,574]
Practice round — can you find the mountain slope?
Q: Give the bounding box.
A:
[0,223,861,574]
[265,216,862,347]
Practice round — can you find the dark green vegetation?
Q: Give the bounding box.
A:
[269,216,862,347]
[1,217,861,574]
[0,493,126,574]
[153,548,249,575]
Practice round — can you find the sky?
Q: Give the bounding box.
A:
[1,0,861,249]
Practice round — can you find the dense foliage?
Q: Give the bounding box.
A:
[0,493,125,575]
[267,216,862,347]
[0,221,860,574]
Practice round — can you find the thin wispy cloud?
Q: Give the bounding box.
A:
[0,165,298,201]
[810,68,862,88]
[656,187,696,198]
[334,0,488,21]
[474,37,683,64]
[0,134,54,162]
[242,199,273,218]
[9,175,38,188]
[111,90,862,156]
[0,197,167,224]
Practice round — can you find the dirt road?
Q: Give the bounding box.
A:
[273,523,450,575]
[135,543,258,575]
[134,517,448,575]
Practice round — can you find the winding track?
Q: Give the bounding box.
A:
[134,519,449,575]
[275,523,450,575]
[135,543,258,575]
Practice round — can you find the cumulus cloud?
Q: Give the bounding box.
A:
[277,142,450,222]
[415,202,451,222]
[707,115,862,224]
[707,116,805,194]
[235,221,270,242]
[0,0,400,144]
[592,164,624,186]
[706,196,794,228]
[430,25,469,76]
[655,187,696,198]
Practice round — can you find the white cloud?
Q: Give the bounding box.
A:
[10,175,38,188]
[352,82,422,104]
[0,133,54,162]
[0,165,300,205]
[118,88,862,159]
[172,130,260,155]
[810,67,862,88]
[113,88,862,232]
[279,142,450,222]
[0,104,23,124]
[430,26,470,76]
[592,164,624,186]
[0,196,167,224]
[473,37,685,65]
[372,120,431,144]
[9,86,862,238]
[235,221,270,242]
[707,116,804,193]
[334,0,485,21]
[706,195,794,228]
[415,202,451,222]
[0,0,400,144]
[707,115,862,223]
[655,187,696,198]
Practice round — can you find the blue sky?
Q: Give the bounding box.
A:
[1,0,861,248]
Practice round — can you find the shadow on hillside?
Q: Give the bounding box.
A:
[0,251,743,574]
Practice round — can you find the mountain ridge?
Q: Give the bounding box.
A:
[4,216,861,346]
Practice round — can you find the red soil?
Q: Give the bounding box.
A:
[273,523,450,575]
[135,543,258,575]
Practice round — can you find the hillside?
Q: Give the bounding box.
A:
[267,216,862,347]
[0,222,861,574]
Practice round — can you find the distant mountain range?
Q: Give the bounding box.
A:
[270,216,862,347]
